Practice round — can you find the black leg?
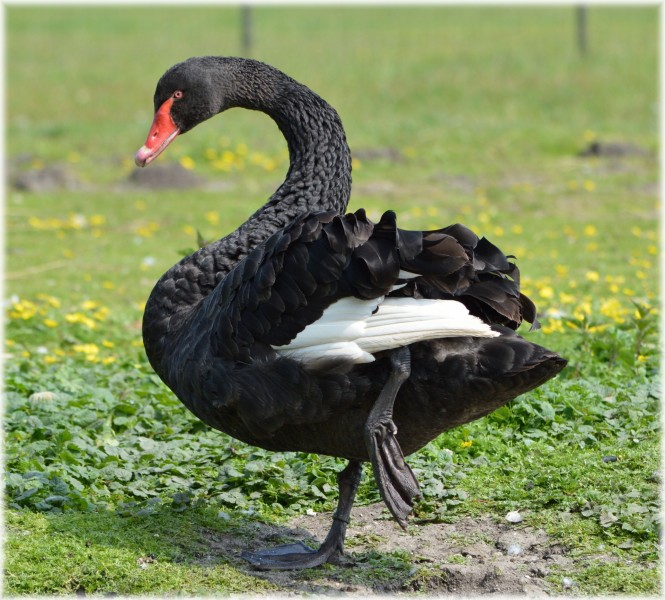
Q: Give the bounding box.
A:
[241,460,362,570]
[364,346,420,529]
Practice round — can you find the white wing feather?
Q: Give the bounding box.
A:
[273,296,499,365]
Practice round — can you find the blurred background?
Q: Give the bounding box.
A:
[5,4,658,306]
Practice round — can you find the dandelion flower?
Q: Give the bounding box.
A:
[179,155,195,170]
[583,180,596,192]
[65,312,97,329]
[538,286,554,300]
[583,129,597,142]
[102,340,115,348]
[585,271,600,282]
[204,211,219,225]
[460,440,472,448]
[81,300,99,311]
[43,318,58,328]
[583,224,597,237]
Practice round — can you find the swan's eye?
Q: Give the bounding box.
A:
[173,90,184,100]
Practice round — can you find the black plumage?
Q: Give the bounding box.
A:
[136,57,566,570]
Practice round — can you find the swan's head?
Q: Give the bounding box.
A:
[135,57,230,167]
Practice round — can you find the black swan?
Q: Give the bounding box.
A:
[135,56,566,570]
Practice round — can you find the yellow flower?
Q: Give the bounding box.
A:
[8,300,38,320]
[573,302,592,320]
[65,312,97,329]
[72,343,99,356]
[493,226,505,237]
[102,340,115,348]
[460,440,473,448]
[182,224,196,236]
[102,356,116,365]
[179,155,195,170]
[90,214,106,226]
[93,306,111,321]
[585,271,600,282]
[351,158,362,171]
[583,180,596,192]
[44,355,59,364]
[586,242,598,252]
[555,265,569,277]
[600,298,627,323]
[205,211,219,225]
[647,245,657,256]
[81,300,99,311]
[511,224,524,235]
[583,225,597,237]
[538,286,554,300]
[426,206,439,217]
[542,319,565,334]
[102,281,115,290]
[134,221,159,237]
[583,129,597,142]
[43,318,58,328]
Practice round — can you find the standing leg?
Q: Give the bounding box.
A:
[364,346,420,528]
[242,460,362,570]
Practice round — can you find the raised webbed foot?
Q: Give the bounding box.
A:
[364,346,421,528]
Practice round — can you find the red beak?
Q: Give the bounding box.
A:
[135,97,180,167]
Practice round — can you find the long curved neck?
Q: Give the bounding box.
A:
[143,59,352,375]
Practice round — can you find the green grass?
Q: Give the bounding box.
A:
[4,5,660,596]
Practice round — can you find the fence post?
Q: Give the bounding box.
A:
[241,5,253,57]
[577,5,588,56]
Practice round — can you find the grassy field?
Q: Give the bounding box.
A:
[4,5,660,595]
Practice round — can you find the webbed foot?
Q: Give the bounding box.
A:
[241,540,337,570]
[241,461,362,571]
[365,346,421,528]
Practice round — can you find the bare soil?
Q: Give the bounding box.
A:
[203,503,589,595]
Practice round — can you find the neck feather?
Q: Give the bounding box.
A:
[143,59,352,375]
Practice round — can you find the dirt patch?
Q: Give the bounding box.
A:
[11,163,81,192]
[578,141,651,158]
[126,163,208,190]
[204,503,583,595]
